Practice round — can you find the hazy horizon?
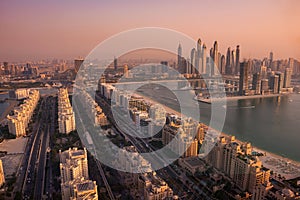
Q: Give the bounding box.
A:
[1,0,300,62]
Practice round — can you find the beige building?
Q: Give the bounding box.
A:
[75,89,108,127]
[61,178,98,200]
[7,90,40,137]
[58,88,76,134]
[138,172,176,200]
[206,136,272,199]
[114,146,177,200]
[60,148,98,200]
[178,156,207,175]
[59,147,89,183]
[0,159,5,188]
[162,118,199,157]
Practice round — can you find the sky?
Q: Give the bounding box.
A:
[0,0,299,62]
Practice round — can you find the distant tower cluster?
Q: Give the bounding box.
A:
[184,38,207,75]
[179,39,242,76]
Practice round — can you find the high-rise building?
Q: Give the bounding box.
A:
[235,45,240,74]
[284,67,292,88]
[190,48,196,74]
[196,38,202,74]
[269,52,273,68]
[225,47,232,75]
[261,79,269,94]
[162,117,199,157]
[59,148,89,183]
[252,72,261,95]
[124,64,129,78]
[231,50,236,74]
[114,57,118,71]
[288,58,294,73]
[269,75,279,94]
[260,66,267,79]
[3,62,9,75]
[201,43,207,74]
[177,43,182,69]
[220,55,226,74]
[59,148,97,200]
[207,136,271,197]
[275,72,284,93]
[212,41,219,76]
[0,159,5,187]
[239,61,250,95]
[74,59,84,73]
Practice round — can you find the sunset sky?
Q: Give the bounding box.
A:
[0,0,299,61]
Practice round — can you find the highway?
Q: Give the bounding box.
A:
[20,96,55,200]
[96,91,219,199]
[72,99,115,200]
[94,93,207,199]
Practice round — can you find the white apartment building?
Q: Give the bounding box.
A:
[58,88,76,134]
[7,90,40,137]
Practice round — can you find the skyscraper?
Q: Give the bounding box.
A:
[252,72,261,95]
[114,57,118,71]
[284,67,292,88]
[190,48,196,74]
[235,45,240,74]
[177,43,182,69]
[196,38,202,74]
[59,148,98,200]
[124,64,129,78]
[225,47,232,75]
[269,75,279,94]
[275,72,284,93]
[201,43,207,74]
[212,41,218,76]
[269,52,273,68]
[239,60,250,95]
[260,66,267,79]
[231,50,236,74]
[220,55,226,74]
[74,58,84,73]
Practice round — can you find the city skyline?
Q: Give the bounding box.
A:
[1,0,300,61]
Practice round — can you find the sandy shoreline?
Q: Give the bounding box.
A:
[137,93,300,179]
[197,93,282,104]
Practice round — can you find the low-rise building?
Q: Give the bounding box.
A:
[58,88,76,134]
[7,90,40,137]
[59,147,98,200]
[0,159,5,188]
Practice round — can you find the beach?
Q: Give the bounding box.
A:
[137,93,300,179]
[196,93,281,104]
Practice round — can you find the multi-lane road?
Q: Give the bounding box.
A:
[13,96,56,200]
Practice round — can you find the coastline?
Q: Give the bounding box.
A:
[137,92,300,179]
[196,93,282,104]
